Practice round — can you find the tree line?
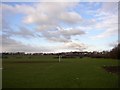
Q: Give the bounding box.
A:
[2,43,120,59]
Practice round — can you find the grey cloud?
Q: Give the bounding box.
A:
[60,28,85,36]
[14,26,36,38]
[1,32,87,52]
[39,27,85,43]
[2,36,53,53]
[3,26,36,38]
[40,30,70,42]
[59,12,83,24]
[100,2,118,14]
[2,18,12,31]
[48,37,70,43]
[2,18,36,38]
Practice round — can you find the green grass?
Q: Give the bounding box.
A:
[0,58,2,89]
[2,55,119,88]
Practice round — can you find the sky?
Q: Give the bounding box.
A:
[1,1,118,53]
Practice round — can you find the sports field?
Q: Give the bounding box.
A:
[2,55,119,88]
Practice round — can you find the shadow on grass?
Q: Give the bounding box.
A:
[102,66,120,74]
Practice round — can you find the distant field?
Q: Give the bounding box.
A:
[2,55,119,88]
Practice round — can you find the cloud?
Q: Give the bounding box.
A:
[2,34,87,53]
[60,27,85,39]
[59,12,83,24]
[19,2,81,25]
[2,2,82,25]
[92,14,118,39]
[13,26,36,38]
[39,27,85,42]
[92,27,117,39]
[88,3,118,39]
[51,41,87,52]
[61,28,85,36]
[64,41,87,51]
[99,2,118,14]
[2,20,36,38]
[2,35,54,53]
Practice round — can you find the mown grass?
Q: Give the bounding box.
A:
[0,58,2,89]
[2,55,119,88]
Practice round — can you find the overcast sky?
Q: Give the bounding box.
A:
[1,1,118,53]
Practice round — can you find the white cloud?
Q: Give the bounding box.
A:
[91,14,118,39]
[93,27,117,39]
[64,41,87,51]
[60,28,85,37]
[20,2,81,25]
[87,3,118,39]
[53,41,87,52]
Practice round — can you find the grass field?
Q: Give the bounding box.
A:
[0,58,2,89]
[2,55,119,88]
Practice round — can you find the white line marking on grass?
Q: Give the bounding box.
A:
[0,68,2,69]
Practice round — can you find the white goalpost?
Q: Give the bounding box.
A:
[59,55,61,62]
